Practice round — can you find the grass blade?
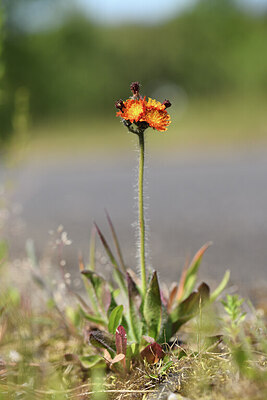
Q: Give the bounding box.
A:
[210,270,230,303]
[94,222,127,294]
[89,226,96,271]
[105,210,126,273]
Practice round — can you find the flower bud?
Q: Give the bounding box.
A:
[115,99,125,110]
[162,99,171,109]
[130,81,140,95]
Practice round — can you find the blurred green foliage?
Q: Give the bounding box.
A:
[1,0,267,140]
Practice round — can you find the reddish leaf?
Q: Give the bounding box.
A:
[115,325,127,356]
[176,257,189,302]
[115,325,127,369]
[140,342,164,364]
[167,284,179,313]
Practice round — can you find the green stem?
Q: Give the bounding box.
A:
[138,131,146,296]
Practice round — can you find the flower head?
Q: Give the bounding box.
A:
[116,83,171,133]
[142,107,171,132]
[116,98,146,123]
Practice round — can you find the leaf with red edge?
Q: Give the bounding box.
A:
[183,242,212,300]
[167,284,179,313]
[115,325,127,369]
[140,342,164,364]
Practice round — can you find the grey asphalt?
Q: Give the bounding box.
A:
[2,149,267,295]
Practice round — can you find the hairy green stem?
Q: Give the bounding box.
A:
[138,131,146,296]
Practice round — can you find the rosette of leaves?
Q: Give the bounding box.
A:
[77,214,230,368]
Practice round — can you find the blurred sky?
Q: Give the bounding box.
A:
[76,0,267,23]
[76,0,267,24]
[75,0,197,24]
[10,0,267,32]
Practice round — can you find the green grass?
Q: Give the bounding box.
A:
[0,280,266,399]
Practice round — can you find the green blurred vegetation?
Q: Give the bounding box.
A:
[1,0,267,144]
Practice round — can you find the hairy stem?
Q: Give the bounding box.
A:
[138,131,146,296]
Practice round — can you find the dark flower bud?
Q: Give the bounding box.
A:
[130,81,140,95]
[162,99,171,109]
[115,99,124,110]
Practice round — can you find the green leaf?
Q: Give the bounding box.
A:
[105,210,126,273]
[95,222,127,295]
[183,242,212,300]
[79,306,107,326]
[108,305,123,334]
[143,271,162,340]
[158,305,173,343]
[79,355,104,369]
[66,306,81,327]
[126,272,142,342]
[170,291,200,334]
[81,269,110,318]
[89,226,96,271]
[210,270,230,303]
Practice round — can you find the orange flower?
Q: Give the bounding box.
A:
[117,98,146,123]
[115,84,171,133]
[145,97,166,111]
[141,107,171,132]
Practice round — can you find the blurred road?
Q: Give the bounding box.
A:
[2,149,267,295]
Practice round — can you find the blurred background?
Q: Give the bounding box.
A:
[0,0,267,295]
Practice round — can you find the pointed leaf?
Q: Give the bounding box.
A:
[89,226,96,271]
[183,242,212,299]
[210,270,230,303]
[176,257,189,302]
[167,284,179,313]
[94,222,127,294]
[197,282,210,303]
[143,271,162,340]
[108,305,123,334]
[105,210,126,273]
[170,291,200,333]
